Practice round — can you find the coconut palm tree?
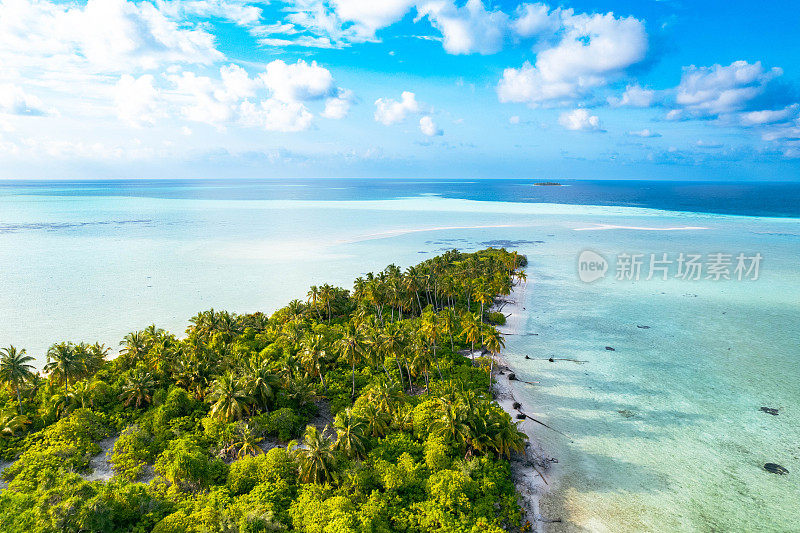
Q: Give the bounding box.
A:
[209,374,251,422]
[483,327,505,391]
[295,425,336,484]
[0,409,29,437]
[44,342,79,394]
[119,331,148,367]
[333,408,367,460]
[430,398,470,448]
[246,361,279,412]
[0,346,35,413]
[119,369,156,408]
[337,325,363,398]
[300,334,329,392]
[461,313,481,364]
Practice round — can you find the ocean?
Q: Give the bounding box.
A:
[1,178,798,531]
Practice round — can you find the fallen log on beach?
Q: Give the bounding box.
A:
[517,413,571,439]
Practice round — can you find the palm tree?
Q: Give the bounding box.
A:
[337,326,363,398]
[483,327,505,391]
[295,425,336,484]
[430,398,470,448]
[209,374,251,422]
[461,313,481,364]
[44,342,78,394]
[119,369,156,408]
[119,331,148,367]
[379,325,408,391]
[0,409,29,437]
[0,346,35,413]
[246,361,279,412]
[229,423,264,459]
[300,334,329,392]
[333,408,367,460]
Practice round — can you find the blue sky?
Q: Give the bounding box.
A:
[1,0,799,180]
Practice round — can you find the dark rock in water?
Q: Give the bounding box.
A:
[516,413,527,420]
[508,373,516,381]
[764,463,788,475]
[525,355,531,360]
[617,409,636,419]
[513,402,522,410]
[548,357,554,362]
[498,371,505,375]
[605,346,616,351]
[637,325,651,329]
[760,407,779,416]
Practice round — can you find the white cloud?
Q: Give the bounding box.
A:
[419,115,443,136]
[511,2,559,38]
[115,74,163,126]
[261,59,336,102]
[156,0,264,26]
[673,61,782,117]
[69,0,224,71]
[374,91,420,125]
[321,89,354,119]
[0,84,48,116]
[509,115,520,124]
[240,99,314,132]
[558,108,602,131]
[331,0,416,38]
[417,0,509,55]
[739,105,799,126]
[627,128,661,138]
[498,12,648,106]
[609,85,656,108]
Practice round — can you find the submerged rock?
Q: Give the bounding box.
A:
[508,373,517,381]
[548,357,554,362]
[516,413,526,420]
[524,355,531,360]
[617,409,636,419]
[764,463,788,475]
[513,402,522,410]
[760,407,779,416]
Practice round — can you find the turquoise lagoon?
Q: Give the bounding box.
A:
[0,180,798,531]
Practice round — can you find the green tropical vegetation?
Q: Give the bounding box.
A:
[0,248,529,532]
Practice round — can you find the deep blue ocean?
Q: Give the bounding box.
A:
[2,179,799,218]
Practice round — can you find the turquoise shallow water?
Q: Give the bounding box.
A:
[0,180,798,531]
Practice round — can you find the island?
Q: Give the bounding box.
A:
[0,248,544,533]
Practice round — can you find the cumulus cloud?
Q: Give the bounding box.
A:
[261,59,336,102]
[168,60,349,132]
[321,89,354,119]
[417,0,509,55]
[332,0,416,38]
[558,109,603,131]
[0,0,224,98]
[115,74,163,126]
[498,11,648,106]
[240,99,314,132]
[156,0,264,26]
[739,105,799,126]
[627,128,661,138]
[0,84,49,116]
[419,115,443,136]
[608,85,656,108]
[511,2,560,38]
[672,61,784,118]
[374,91,421,125]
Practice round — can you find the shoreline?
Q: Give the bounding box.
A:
[491,282,560,532]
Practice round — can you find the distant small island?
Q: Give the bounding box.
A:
[533,182,562,186]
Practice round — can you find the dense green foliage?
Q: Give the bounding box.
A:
[0,248,528,532]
